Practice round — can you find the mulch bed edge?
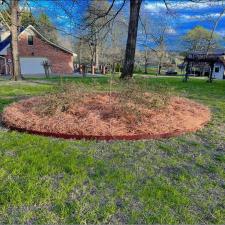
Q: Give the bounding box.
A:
[2,121,209,141]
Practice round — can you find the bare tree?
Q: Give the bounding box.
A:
[1,0,22,80]
[139,16,152,74]
[10,0,21,80]
[139,13,171,75]
[152,27,167,75]
[95,15,127,74]
[3,0,224,81]
[79,0,114,73]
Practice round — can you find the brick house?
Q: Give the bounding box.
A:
[0,25,75,75]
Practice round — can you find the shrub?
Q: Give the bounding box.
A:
[32,80,173,119]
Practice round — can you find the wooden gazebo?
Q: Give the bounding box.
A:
[184,51,225,82]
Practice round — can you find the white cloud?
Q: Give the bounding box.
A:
[180,13,225,21]
[114,0,125,5]
[56,15,68,22]
[216,29,225,36]
[181,14,205,20]
[166,27,177,34]
[144,2,166,12]
[144,1,220,13]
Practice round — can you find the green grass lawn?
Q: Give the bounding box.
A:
[0,76,224,224]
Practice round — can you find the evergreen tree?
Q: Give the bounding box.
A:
[37,13,58,44]
[20,11,36,28]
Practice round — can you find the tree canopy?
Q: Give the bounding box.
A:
[36,13,58,44]
[183,26,221,53]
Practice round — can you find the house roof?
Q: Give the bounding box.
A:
[185,51,225,66]
[24,25,75,55]
[188,49,225,56]
[0,25,76,56]
[0,35,11,52]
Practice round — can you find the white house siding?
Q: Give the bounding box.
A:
[212,62,225,80]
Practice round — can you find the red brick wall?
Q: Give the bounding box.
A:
[17,30,74,74]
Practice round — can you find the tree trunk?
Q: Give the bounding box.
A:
[112,62,115,74]
[11,0,22,81]
[157,62,162,75]
[183,61,190,82]
[90,50,95,75]
[144,62,148,74]
[157,53,164,75]
[144,49,148,74]
[78,39,82,73]
[208,63,214,83]
[120,0,142,79]
[94,32,99,70]
[94,42,99,70]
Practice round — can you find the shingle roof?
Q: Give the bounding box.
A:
[189,49,225,56]
[25,25,74,55]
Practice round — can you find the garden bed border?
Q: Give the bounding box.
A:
[3,121,209,141]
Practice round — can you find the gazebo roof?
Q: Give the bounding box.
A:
[185,50,225,65]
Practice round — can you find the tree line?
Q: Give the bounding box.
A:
[1,0,225,81]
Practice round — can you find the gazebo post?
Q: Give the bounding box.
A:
[208,62,214,83]
[184,61,190,82]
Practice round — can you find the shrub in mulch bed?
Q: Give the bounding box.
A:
[2,86,211,140]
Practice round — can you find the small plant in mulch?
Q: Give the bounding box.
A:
[42,60,51,78]
[116,79,172,114]
[33,80,173,119]
[32,83,89,116]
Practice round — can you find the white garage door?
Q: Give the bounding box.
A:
[20,57,47,75]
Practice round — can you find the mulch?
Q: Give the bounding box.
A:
[2,93,211,141]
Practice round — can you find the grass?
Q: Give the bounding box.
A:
[0,76,224,224]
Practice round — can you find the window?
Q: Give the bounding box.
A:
[215,67,220,73]
[28,35,33,45]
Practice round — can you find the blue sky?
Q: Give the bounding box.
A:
[142,0,225,50]
[144,0,225,30]
[30,0,225,50]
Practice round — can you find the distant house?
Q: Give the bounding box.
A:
[0,24,10,75]
[0,25,75,76]
[212,61,225,80]
[184,50,225,80]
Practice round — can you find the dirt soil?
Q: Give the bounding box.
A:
[2,93,211,140]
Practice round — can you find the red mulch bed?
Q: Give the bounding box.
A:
[2,93,211,140]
